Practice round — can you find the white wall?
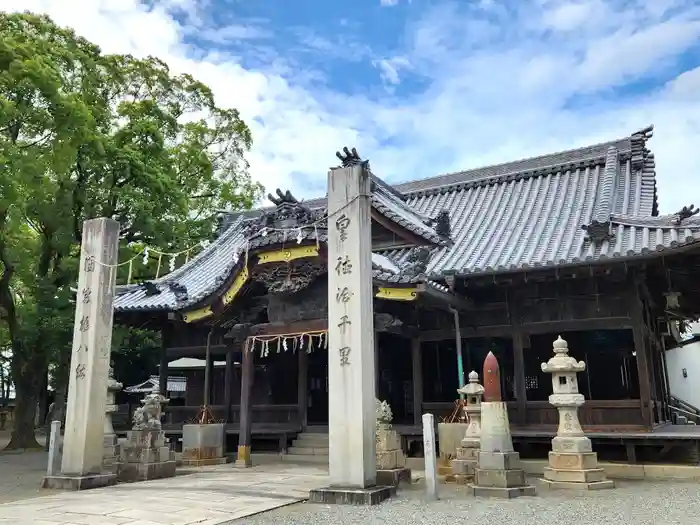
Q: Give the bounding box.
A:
[666,338,700,408]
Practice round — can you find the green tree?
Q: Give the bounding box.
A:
[0,12,262,449]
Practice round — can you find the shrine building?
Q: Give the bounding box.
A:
[114,125,700,463]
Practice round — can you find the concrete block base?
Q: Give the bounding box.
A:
[118,460,176,482]
[468,484,537,498]
[41,473,116,491]
[541,478,615,490]
[309,485,396,505]
[376,467,411,487]
[543,467,607,483]
[180,457,230,467]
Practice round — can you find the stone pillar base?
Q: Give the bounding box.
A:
[118,461,176,482]
[541,451,614,489]
[469,451,536,498]
[181,457,230,467]
[376,467,411,487]
[309,485,396,505]
[235,445,252,468]
[42,473,116,491]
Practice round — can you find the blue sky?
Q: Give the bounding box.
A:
[7,0,700,212]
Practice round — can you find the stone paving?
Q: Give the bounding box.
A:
[0,438,329,525]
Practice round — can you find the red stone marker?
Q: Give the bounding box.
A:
[483,351,502,402]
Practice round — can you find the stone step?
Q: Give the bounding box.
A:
[281,453,329,464]
[288,446,329,456]
[292,436,329,448]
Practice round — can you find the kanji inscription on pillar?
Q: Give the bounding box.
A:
[61,218,119,477]
[326,154,377,488]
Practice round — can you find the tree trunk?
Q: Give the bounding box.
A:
[4,360,44,450]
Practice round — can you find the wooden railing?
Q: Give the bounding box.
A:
[422,399,644,429]
[164,404,300,428]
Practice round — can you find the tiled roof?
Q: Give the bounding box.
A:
[384,127,700,276]
[114,126,700,312]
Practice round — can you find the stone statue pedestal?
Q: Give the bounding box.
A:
[118,429,176,482]
[181,423,229,467]
[376,423,411,487]
[540,336,614,491]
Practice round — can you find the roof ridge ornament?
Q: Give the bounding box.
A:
[335,146,369,169]
[672,204,699,225]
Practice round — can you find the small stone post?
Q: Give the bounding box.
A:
[46,420,62,477]
[451,371,484,484]
[540,336,614,490]
[103,364,122,474]
[469,352,535,498]
[422,413,439,500]
[375,399,411,486]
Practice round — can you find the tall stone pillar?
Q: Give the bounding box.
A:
[540,336,614,490]
[469,352,535,498]
[43,218,119,490]
[309,148,394,505]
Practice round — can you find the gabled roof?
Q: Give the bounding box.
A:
[114,126,700,313]
[385,126,700,276]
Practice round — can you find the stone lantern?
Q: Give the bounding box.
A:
[451,371,484,483]
[103,364,122,474]
[540,336,613,490]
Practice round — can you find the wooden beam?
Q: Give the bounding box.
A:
[522,317,633,334]
[419,325,513,341]
[512,331,527,425]
[159,325,169,395]
[252,318,328,336]
[631,284,653,429]
[236,344,255,467]
[224,343,234,423]
[411,337,423,426]
[297,345,308,430]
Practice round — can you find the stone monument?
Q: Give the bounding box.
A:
[118,386,176,482]
[540,336,614,490]
[309,148,394,505]
[42,218,119,490]
[375,399,411,487]
[469,352,536,498]
[103,364,122,474]
[451,371,484,484]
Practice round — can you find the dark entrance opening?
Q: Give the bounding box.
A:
[307,345,328,424]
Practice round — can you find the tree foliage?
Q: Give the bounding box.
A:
[0,12,262,449]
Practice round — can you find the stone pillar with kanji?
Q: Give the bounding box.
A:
[309,148,394,505]
[540,336,614,490]
[42,218,119,491]
[451,371,484,484]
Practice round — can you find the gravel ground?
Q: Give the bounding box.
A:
[238,477,700,525]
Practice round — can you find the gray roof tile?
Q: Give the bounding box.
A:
[115,126,700,312]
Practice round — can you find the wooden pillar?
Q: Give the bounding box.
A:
[375,331,380,395]
[159,324,169,396]
[236,340,254,467]
[411,337,423,426]
[631,285,653,429]
[297,347,308,429]
[512,331,527,425]
[224,343,234,422]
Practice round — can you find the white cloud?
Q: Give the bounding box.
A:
[380,0,400,6]
[4,0,700,214]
